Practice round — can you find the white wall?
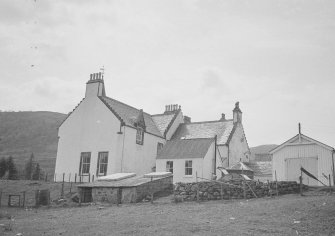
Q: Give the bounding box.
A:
[165,111,184,140]
[121,126,165,175]
[55,95,123,181]
[272,143,334,186]
[228,124,250,167]
[156,142,215,183]
[55,95,165,182]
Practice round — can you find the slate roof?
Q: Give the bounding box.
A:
[151,113,176,136]
[157,138,214,159]
[171,120,235,145]
[99,96,162,137]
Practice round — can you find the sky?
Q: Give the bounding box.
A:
[0,0,335,147]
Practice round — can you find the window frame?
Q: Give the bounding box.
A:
[136,127,144,145]
[80,152,91,176]
[166,161,173,173]
[97,152,108,176]
[185,160,193,176]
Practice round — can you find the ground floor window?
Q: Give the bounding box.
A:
[80,152,91,175]
[185,160,192,176]
[166,161,173,173]
[97,152,108,176]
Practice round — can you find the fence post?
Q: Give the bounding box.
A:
[54,173,56,182]
[22,191,26,208]
[69,173,71,183]
[45,174,48,182]
[0,190,2,208]
[61,173,65,198]
[88,173,91,183]
[220,183,223,200]
[329,174,332,194]
[92,175,94,182]
[243,180,246,199]
[75,173,77,183]
[275,170,279,196]
[35,190,40,208]
[196,171,199,202]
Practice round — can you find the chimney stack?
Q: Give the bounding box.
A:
[233,102,242,124]
[85,72,106,98]
[220,113,226,121]
[164,104,181,114]
[184,116,191,123]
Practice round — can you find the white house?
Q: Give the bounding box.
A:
[270,128,335,186]
[55,72,250,183]
[156,103,250,183]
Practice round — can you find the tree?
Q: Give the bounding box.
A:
[0,158,7,178]
[25,153,34,180]
[32,163,42,180]
[7,156,18,180]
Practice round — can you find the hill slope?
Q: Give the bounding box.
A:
[0,111,66,176]
[250,144,278,160]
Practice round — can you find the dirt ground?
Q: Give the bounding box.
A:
[0,190,334,236]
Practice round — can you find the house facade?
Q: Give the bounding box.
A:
[156,103,250,183]
[270,130,335,186]
[55,73,250,183]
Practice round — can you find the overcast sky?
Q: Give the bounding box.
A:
[0,0,334,147]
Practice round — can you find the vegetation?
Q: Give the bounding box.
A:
[7,156,18,180]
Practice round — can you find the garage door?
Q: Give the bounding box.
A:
[285,157,318,186]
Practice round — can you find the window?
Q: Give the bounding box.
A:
[157,142,164,155]
[166,161,173,173]
[136,128,144,145]
[80,152,91,175]
[185,160,192,176]
[97,152,108,176]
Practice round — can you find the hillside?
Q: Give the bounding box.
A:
[250,144,278,160]
[0,111,66,176]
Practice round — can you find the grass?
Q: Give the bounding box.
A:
[0,188,334,235]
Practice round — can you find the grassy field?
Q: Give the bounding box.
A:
[0,190,334,236]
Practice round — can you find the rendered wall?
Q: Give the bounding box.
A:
[55,95,123,182]
[165,111,184,140]
[228,124,250,167]
[156,143,215,183]
[55,94,165,182]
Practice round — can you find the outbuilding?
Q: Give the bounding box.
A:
[270,127,335,186]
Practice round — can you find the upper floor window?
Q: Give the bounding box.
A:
[80,152,91,175]
[166,161,173,173]
[185,160,192,176]
[97,152,108,176]
[136,127,144,145]
[157,142,164,155]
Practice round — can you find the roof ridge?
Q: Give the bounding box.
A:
[182,119,233,125]
[151,113,174,117]
[100,96,153,117]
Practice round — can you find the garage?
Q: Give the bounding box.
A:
[271,131,334,186]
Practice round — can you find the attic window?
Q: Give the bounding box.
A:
[136,127,144,145]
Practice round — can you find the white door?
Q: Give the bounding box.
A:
[286,157,318,186]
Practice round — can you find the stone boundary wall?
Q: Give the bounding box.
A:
[174,180,308,201]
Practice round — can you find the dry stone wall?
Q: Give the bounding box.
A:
[174,180,307,201]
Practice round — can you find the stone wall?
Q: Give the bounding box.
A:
[174,180,307,201]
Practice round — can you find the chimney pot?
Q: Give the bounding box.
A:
[98,72,102,79]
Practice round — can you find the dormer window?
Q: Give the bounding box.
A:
[136,127,144,145]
